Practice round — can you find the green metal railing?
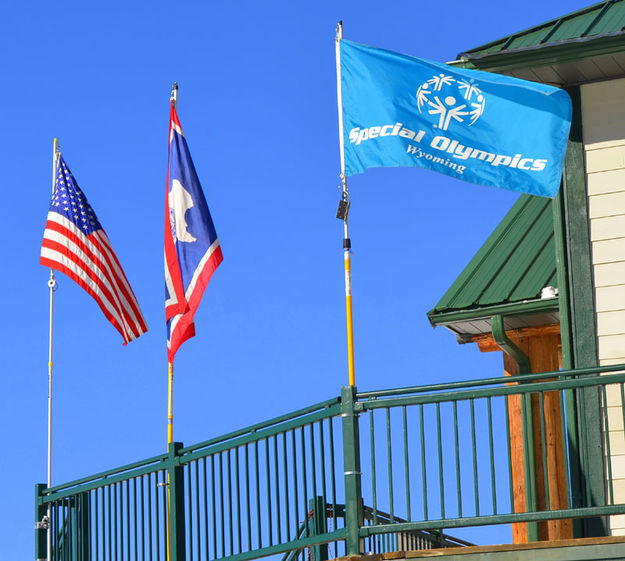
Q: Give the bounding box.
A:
[36,364,625,560]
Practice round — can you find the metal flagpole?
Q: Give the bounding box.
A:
[167,361,174,445]
[335,21,356,387]
[47,137,59,561]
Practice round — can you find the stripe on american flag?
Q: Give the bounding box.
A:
[41,212,148,343]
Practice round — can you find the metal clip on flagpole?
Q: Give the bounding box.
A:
[335,21,356,387]
[46,137,59,561]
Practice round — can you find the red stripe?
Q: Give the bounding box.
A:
[60,224,143,332]
[41,237,136,341]
[41,222,145,342]
[42,234,138,341]
[40,254,131,344]
[84,231,144,335]
[43,220,144,339]
[95,231,148,333]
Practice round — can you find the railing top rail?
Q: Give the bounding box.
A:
[357,362,625,400]
[179,395,341,455]
[359,370,625,410]
[42,452,168,496]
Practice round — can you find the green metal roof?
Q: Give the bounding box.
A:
[460,0,625,60]
[428,195,559,329]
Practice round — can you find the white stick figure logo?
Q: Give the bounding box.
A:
[169,179,197,243]
[416,74,485,131]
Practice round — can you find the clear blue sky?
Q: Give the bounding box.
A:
[3,0,590,557]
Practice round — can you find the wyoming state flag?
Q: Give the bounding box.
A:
[165,101,223,363]
[339,39,572,198]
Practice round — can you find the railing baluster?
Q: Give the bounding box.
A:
[602,384,614,505]
[402,405,411,522]
[300,426,309,538]
[227,450,234,555]
[370,409,378,526]
[196,461,201,560]
[264,439,272,546]
[328,418,337,556]
[141,476,146,561]
[319,420,328,529]
[282,431,291,543]
[254,440,261,548]
[154,474,159,561]
[186,464,192,559]
[504,393,514,514]
[94,486,99,560]
[125,479,130,561]
[212,454,218,558]
[108,484,113,561]
[470,398,479,516]
[113,483,118,561]
[273,435,281,545]
[220,452,226,555]
[558,388,571,509]
[309,423,317,510]
[202,458,208,560]
[538,391,550,511]
[245,444,252,553]
[386,407,395,523]
[453,400,462,518]
[487,396,497,514]
[521,391,538,544]
[290,429,299,543]
[419,404,428,520]
[235,447,242,553]
[436,402,444,520]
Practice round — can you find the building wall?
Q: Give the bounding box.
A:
[581,77,625,536]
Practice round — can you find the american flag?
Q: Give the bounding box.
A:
[165,102,223,362]
[40,154,148,344]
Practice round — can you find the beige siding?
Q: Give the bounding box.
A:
[582,78,625,534]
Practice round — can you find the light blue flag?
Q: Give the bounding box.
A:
[340,40,572,198]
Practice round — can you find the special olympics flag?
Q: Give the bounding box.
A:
[40,155,148,343]
[339,40,572,198]
[165,102,223,363]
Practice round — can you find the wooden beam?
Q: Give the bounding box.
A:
[471,324,561,353]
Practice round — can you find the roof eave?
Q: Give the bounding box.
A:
[453,33,625,73]
[428,297,559,327]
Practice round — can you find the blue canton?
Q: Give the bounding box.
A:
[50,156,102,234]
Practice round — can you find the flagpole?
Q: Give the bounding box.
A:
[335,21,356,387]
[47,137,59,561]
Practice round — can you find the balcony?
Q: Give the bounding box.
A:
[35,364,625,560]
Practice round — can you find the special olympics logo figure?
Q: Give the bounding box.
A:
[416,74,486,131]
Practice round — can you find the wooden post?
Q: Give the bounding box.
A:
[504,333,572,543]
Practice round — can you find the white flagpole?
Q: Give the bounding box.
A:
[335,21,356,387]
[47,137,59,561]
